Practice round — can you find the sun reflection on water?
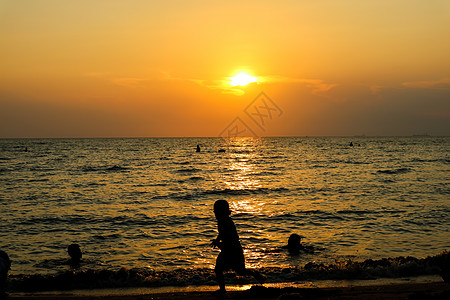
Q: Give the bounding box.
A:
[218,138,276,269]
[230,198,265,216]
[222,137,262,191]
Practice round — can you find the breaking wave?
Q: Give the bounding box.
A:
[7,252,449,292]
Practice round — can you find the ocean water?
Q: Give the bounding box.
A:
[1,137,449,289]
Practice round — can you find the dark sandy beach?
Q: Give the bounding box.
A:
[7,281,449,300]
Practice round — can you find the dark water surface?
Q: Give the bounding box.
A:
[1,137,449,280]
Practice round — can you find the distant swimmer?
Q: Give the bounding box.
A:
[349,142,353,147]
[68,244,82,266]
[0,250,11,296]
[196,144,201,152]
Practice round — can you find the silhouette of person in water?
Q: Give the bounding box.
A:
[0,250,11,297]
[210,200,264,293]
[440,251,450,283]
[196,144,201,152]
[282,234,314,255]
[68,244,82,267]
[33,244,88,270]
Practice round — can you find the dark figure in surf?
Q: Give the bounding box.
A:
[210,200,264,293]
[0,250,11,297]
[282,233,314,254]
[68,244,82,267]
[33,244,90,270]
[196,144,201,152]
[440,251,450,283]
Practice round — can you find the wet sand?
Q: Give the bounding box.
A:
[8,282,449,300]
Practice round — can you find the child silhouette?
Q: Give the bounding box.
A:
[210,200,264,293]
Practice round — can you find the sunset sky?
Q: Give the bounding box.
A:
[1,0,449,137]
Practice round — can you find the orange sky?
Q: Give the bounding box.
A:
[1,0,449,137]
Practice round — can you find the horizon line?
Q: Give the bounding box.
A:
[0,135,447,139]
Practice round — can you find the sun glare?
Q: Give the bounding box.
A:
[229,72,258,87]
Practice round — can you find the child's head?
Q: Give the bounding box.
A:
[68,244,82,261]
[214,200,231,219]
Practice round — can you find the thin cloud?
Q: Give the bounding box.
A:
[402,78,450,90]
[84,72,156,88]
[162,72,246,96]
[86,71,338,97]
[258,75,338,96]
[164,72,338,96]
[110,77,151,88]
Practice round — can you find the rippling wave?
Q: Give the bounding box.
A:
[1,137,449,278]
[377,168,411,174]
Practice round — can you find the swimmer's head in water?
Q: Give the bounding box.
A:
[68,244,82,261]
[287,234,302,253]
[214,200,231,219]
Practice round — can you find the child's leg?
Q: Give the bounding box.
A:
[250,269,265,284]
[215,253,226,292]
[237,268,265,284]
[232,252,265,284]
[214,267,226,292]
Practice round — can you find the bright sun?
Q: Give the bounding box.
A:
[229,72,258,86]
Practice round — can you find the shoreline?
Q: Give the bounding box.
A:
[7,276,448,300]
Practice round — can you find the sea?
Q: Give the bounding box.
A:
[1,136,449,291]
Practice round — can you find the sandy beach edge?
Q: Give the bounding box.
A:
[6,279,449,300]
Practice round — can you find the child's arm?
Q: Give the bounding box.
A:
[210,236,223,249]
[211,225,224,249]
